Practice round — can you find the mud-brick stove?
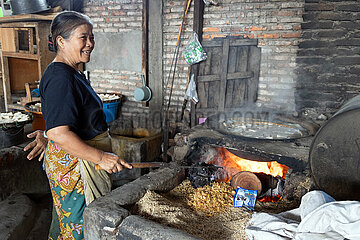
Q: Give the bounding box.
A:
[176,95,360,203]
[173,110,319,201]
[83,95,360,239]
[83,110,319,240]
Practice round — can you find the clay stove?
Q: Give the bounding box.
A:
[174,109,319,201]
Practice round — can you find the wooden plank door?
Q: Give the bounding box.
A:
[194,37,261,123]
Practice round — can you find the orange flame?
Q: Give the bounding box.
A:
[210,148,289,182]
[258,195,283,203]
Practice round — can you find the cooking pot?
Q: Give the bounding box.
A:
[10,0,50,15]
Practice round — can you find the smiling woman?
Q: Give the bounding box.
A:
[33,11,132,240]
[56,24,95,66]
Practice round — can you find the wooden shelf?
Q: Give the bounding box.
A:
[0,19,56,111]
[0,13,57,23]
[2,51,39,60]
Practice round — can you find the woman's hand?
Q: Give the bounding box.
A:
[24,130,48,161]
[46,126,132,173]
[97,152,132,174]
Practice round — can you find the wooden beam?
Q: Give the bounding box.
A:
[0,13,56,23]
[218,38,230,111]
[2,51,38,60]
[141,0,149,107]
[142,0,148,83]
[37,22,55,79]
[202,38,258,47]
[190,0,205,127]
[1,54,11,111]
[197,72,254,83]
[148,0,163,118]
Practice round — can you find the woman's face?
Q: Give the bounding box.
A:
[60,24,95,66]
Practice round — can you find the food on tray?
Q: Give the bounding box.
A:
[0,112,30,124]
[98,93,121,102]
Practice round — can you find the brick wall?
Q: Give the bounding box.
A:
[83,0,148,119]
[164,0,304,116]
[163,1,193,117]
[296,0,360,117]
[83,0,305,122]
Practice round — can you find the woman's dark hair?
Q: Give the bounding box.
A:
[48,11,93,52]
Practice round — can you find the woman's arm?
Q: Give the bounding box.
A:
[46,125,132,173]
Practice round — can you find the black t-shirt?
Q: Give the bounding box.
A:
[40,62,107,140]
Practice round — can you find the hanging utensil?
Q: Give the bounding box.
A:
[134,74,152,102]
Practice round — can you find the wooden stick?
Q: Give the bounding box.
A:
[95,162,169,170]
[95,162,222,170]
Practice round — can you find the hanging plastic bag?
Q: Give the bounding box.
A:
[183,32,207,65]
[184,74,199,104]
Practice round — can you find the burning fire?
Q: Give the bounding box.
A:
[208,148,289,202]
[211,148,289,183]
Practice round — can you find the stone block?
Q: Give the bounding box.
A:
[110,165,184,204]
[138,166,185,192]
[83,197,129,240]
[109,182,147,206]
[117,215,201,240]
[84,164,185,239]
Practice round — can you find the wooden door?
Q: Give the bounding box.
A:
[194,37,261,123]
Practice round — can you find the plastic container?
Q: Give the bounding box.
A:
[31,111,46,131]
[103,101,120,123]
[24,101,46,131]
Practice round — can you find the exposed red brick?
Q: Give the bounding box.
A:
[203,27,221,32]
[209,34,226,39]
[272,25,285,30]
[243,34,255,39]
[244,26,267,31]
[105,18,110,23]
[257,33,280,39]
[281,32,301,38]
[293,25,301,31]
[112,11,126,16]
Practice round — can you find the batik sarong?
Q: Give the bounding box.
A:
[44,131,112,240]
